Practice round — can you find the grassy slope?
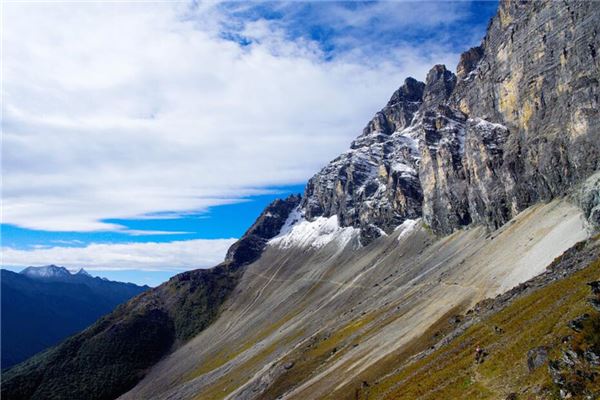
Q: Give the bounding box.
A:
[361,252,600,399]
[0,266,241,400]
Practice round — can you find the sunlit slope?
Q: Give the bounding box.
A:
[367,237,600,400]
[121,199,588,400]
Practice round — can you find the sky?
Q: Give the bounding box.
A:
[1,0,498,286]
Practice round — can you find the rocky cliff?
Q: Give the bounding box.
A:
[301,0,600,242]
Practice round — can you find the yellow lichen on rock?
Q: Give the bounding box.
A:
[498,67,522,125]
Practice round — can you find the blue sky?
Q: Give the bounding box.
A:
[2,1,498,286]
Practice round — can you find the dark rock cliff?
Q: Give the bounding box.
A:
[301,0,600,241]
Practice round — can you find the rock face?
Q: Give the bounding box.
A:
[579,172,600,231]
[225,195,301,266]
[302,78,425,243]
[527,346,549,372]
[300,0,600,242]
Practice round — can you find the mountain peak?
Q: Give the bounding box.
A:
[76,268,92,277]
[21,265,71,279]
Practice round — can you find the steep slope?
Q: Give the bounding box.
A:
[120,199,589,400]
[365,236,600,400]
[114,1,599,398]
[0,196,300,400]
[2,1,599,399]
[0,268,148,369]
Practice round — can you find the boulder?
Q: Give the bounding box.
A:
[527,346,549,372]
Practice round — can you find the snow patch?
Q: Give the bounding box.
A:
[269,213,359,250]
[391,162,417,178]
[471,118,507,131]
[21,265,71,279]
[395,218,420,242]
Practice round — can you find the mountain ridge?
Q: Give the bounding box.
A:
[2,1,599,399]
[0,267,148,370]
[300,0,599,241]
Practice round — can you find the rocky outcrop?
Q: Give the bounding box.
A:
[455,46,483,80]
[421,65,456,109]
[527,346,549,372]
[302,78,424,243]
[547,279,600,399]
[578,172,600,232]
[225,195,301,266]
[300,0,600,242]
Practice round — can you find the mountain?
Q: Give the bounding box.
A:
[20,265,72,279]
[2,1,599,399]
[0,266,149,370]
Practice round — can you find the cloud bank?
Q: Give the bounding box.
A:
[1,238,237,271]
[2,1,479,233]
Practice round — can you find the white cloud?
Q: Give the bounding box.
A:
[2,1,469,233]
[1,238,237,271]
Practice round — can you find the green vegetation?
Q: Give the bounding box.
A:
[1,266,241,400]
[362,256,600,400]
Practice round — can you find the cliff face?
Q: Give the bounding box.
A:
[302,0,600,241]
[442,0,600,234]
[302,78,425,243]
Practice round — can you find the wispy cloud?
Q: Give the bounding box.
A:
[124,230,193,236]
[2,1,489,233]
[1,238,237,271]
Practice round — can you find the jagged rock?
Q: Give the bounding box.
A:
[588,280,600,295]
[527,346,549,372]
[302,78,425,244]
[561,349,578,367]
[299,0,600,239]
[588,298,600,312]
[361,77,425,136]
[450,0,600,224]
[421,65,457,109]
[417,105,469,234]
[548,360,565,386]
[456,46,484,80]
[225,195,301,266]
[568,314,590,333]
[588,280,600,310]
[583,349,600,366]
[578,173,600,232]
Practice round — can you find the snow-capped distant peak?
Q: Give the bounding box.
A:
[21,265,71,279]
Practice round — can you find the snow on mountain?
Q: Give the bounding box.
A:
[395,218,420,242]
[21,265,72,279]
[20,265,96,280]
[269,208,359,250]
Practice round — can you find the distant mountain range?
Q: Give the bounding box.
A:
[1,265,149,369]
